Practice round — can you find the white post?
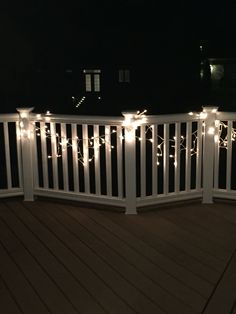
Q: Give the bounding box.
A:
[202,106,218,204]
[17,107,35,201]
[122,112,137,214]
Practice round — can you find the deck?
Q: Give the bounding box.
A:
[0,198,236,314]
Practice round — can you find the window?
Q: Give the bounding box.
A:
[118,69,130,83]
[210,64,224,81]
[83,69,101,92]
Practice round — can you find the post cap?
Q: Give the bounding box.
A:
[122,111,138,118]
[16,107,34,114]
[202,106,219,113]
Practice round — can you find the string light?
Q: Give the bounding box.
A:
[218,121,236,149]
[72,96,86,107]
[34,124,117,166]
[31,109,236,169]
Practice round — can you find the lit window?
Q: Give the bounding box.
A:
[85,74,92,92]
[94,74,100,92]
[83,69,101,92]
[210,64,224,81]
[118,69,130,83]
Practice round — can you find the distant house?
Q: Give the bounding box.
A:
[209,58,236,90]
[199,42,236,110]
[208,58,236,109]
[28,34,202,115]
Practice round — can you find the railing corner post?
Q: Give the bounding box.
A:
[122,111,137,214]
[17,107,35,201]
[202,106,218,204]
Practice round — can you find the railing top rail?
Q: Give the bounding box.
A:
[30,112,202,126]
[217,111,236,121]
[0,113,19,122]
[143,113,200,124]
[0,111,225,125]
[31,113,124,125]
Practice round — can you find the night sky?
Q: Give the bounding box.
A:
[0,1,236,115]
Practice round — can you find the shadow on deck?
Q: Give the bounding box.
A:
[0,198,236,314]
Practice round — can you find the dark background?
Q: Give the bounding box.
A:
[0,1,236,115]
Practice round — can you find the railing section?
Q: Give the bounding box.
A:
[213,112,236,199]
[31,114,125,207]
[0,114,23,197]
[135,114,203,208]
[3,108,236,213]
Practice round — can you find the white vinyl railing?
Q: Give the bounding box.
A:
[136,116,203,208]
[0,114,23,197]
[0,107,235,213]
[213,111,236,200]
[31,112,125,208]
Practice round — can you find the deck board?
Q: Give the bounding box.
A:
[0,218,79,314]
[42,201,201,314]
[156,208,233,256]
[0,224,50,314]
[0,198,236,314]
[78,206,214,297]
[101,208,220,283]
[203,250,236,314]
[0,276,22,314]
[23,201,159,314]
[6,201,133,314]
[128,215,225,272]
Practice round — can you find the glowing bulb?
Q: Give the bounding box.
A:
[215,120,220,127]
[125,131,134,143]
[20,112,28,118]
[208,127,215,135]
[200,112,208,119]
[214,135,219,143]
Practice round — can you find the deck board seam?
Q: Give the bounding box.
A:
[74,204,221,279]
[201,248,236,314]
[0,219,52,314]
[6,201,109,314]
[128,217,225,272]
[156,213,233,261]
[58,206,212,299]
[22,203,143,314]
[3,201,104,314]
[24,201,170,314]
[162,206,236,248]
[230,300,236,314]
[99,211,219,286]
[44,202,204,313]
[157,210,234,253]
[0,273,24,314]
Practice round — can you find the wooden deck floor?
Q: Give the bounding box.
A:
[0,198,236,314]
